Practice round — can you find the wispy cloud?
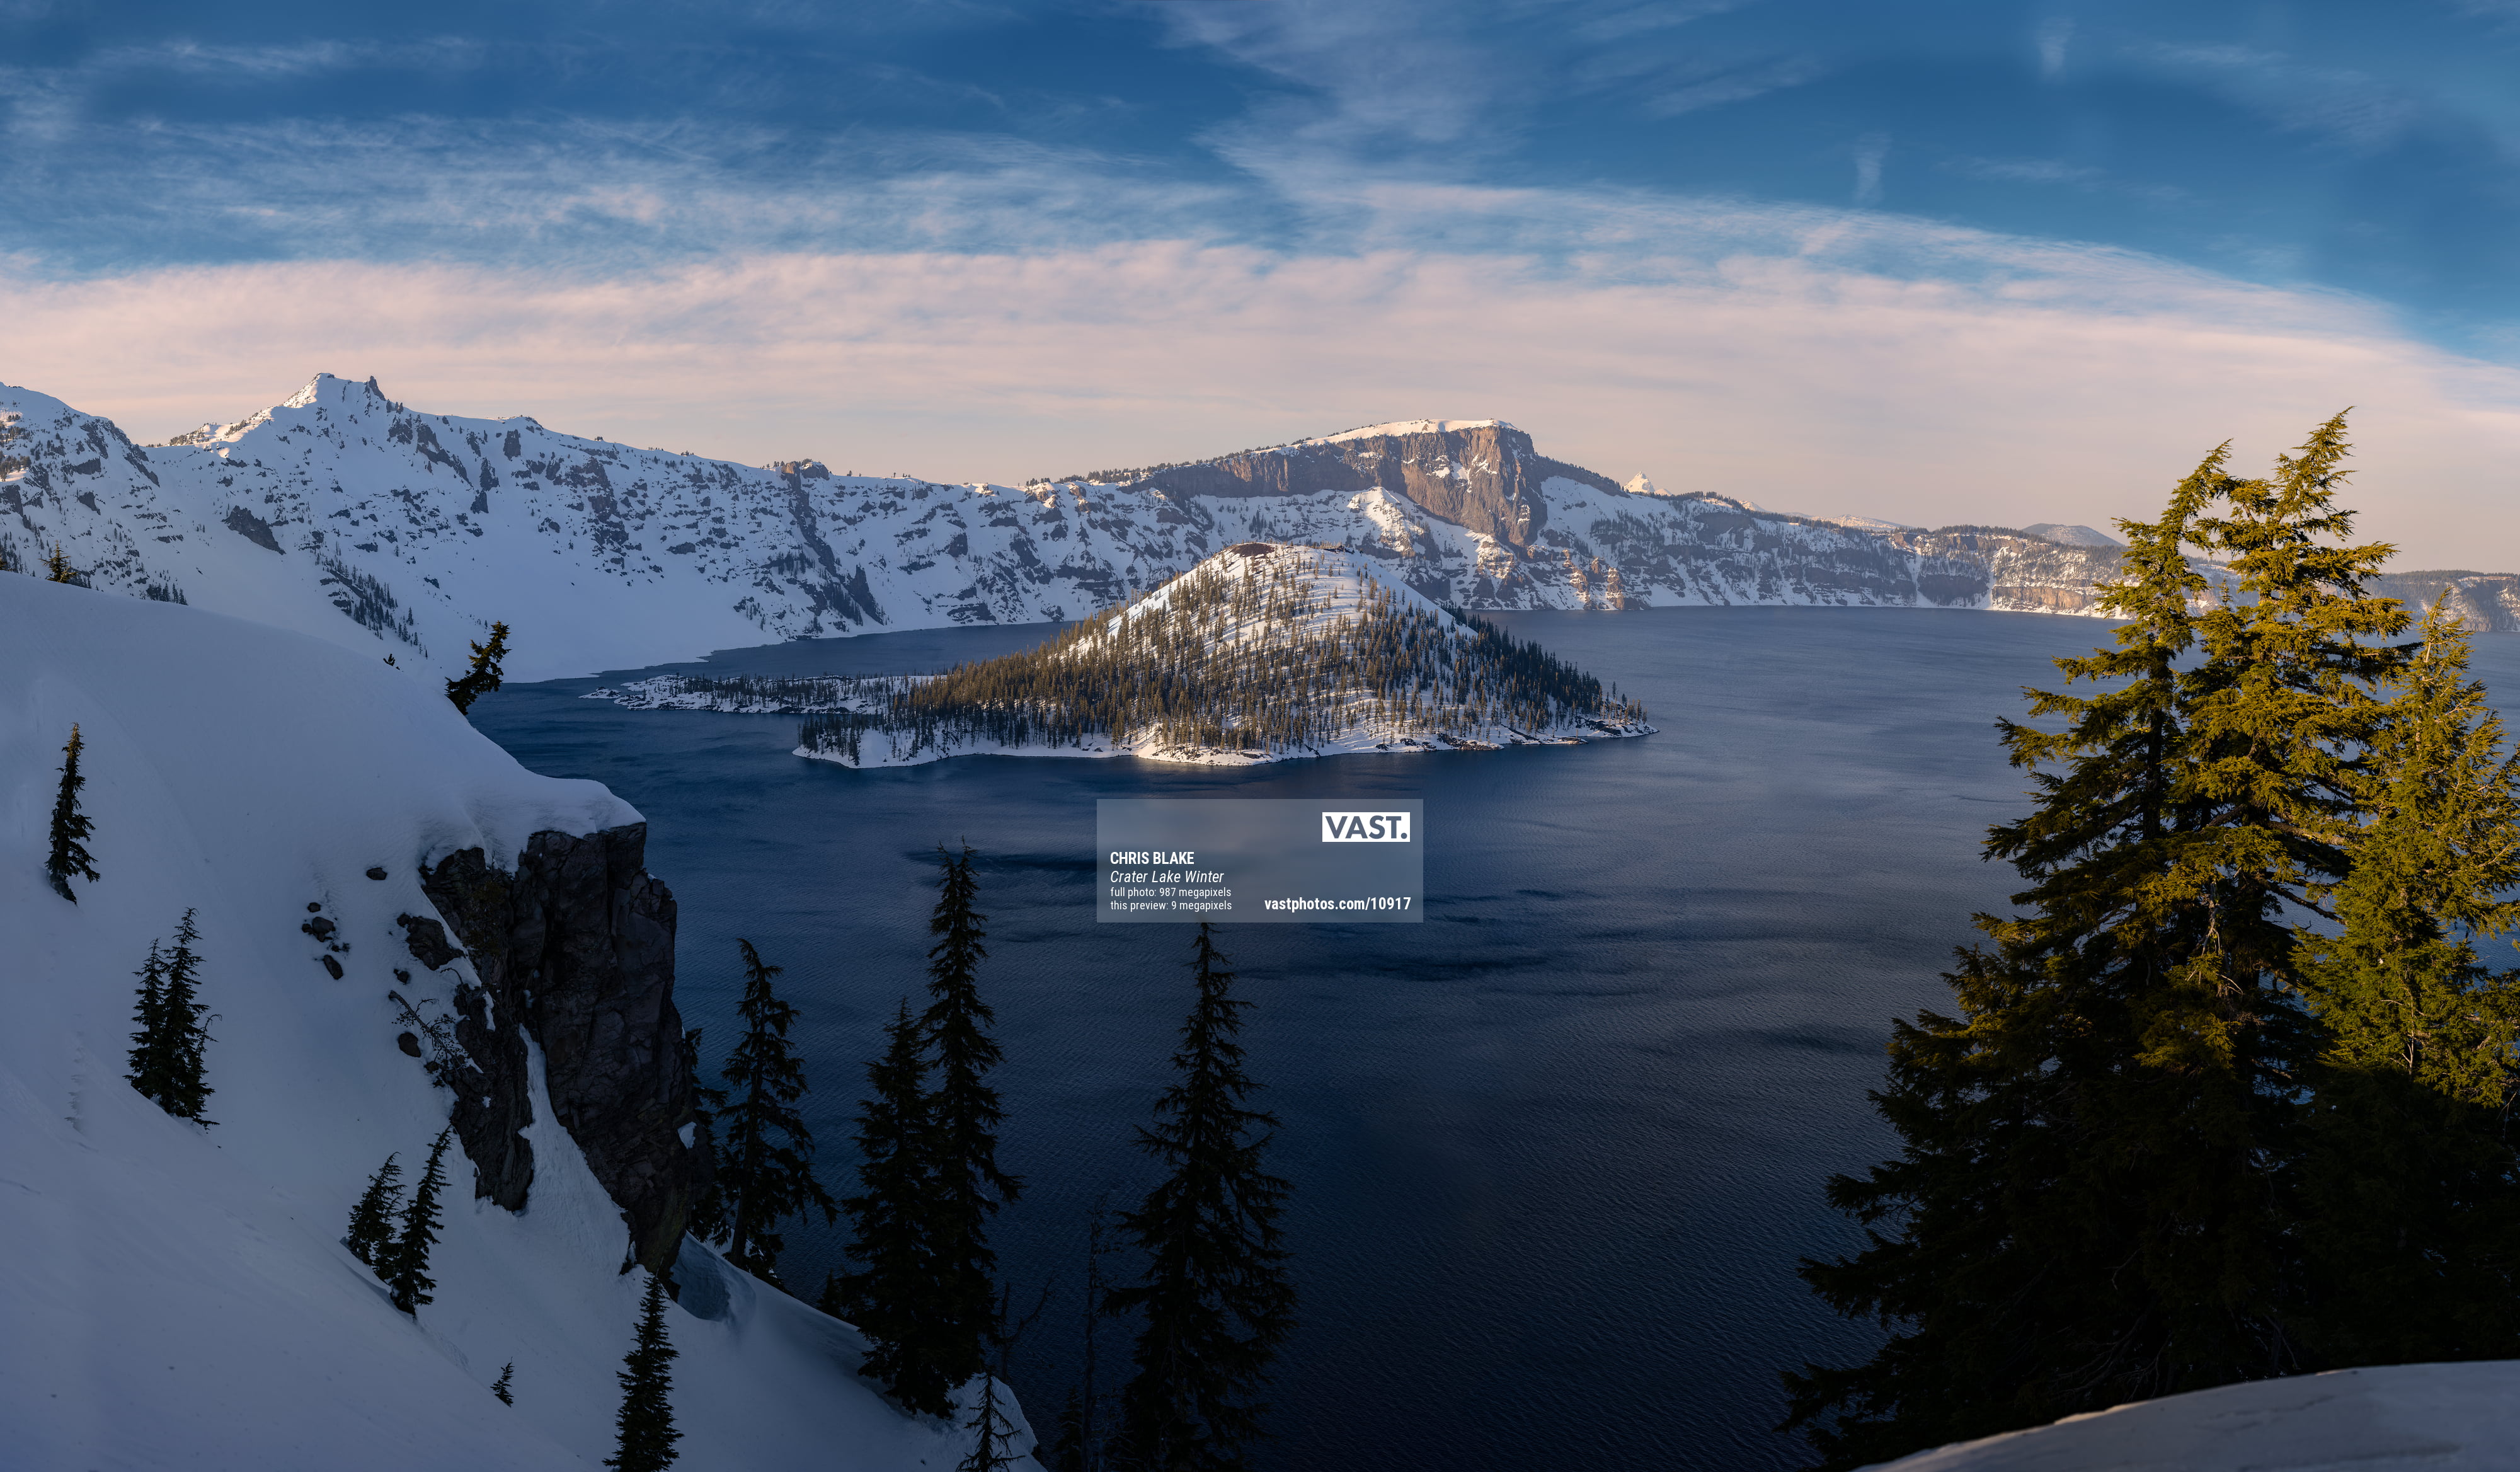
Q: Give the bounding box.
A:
[2133,42,2424,154]
[8,193,2512,566]
[1641,55,1828,119]
[2036,18,2072,81]
[1852,132,1888,206]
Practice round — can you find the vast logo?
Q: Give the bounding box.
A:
[1321,811,1412,842]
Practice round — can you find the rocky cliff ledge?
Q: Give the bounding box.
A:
[1139,421,1613,551]
[411,824,703,1276]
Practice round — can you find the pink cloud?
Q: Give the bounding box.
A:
[6,237,2516,566]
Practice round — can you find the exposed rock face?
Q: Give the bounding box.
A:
[417,824,702,1275]
[1140,422,1595,549]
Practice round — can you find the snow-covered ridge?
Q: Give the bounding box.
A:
[1,577,1029,1470]
[1,371,2228,684]
[1298,418,1506,446]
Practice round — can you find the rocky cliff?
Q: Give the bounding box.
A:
[410,824,702,1277]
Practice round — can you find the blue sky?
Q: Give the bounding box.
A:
[8,1,2520,556]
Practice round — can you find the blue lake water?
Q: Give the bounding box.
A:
[468,607,2520,1471]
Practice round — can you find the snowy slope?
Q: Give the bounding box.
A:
[3,376,2151,682]
[0,576,1031,1471]
[1862,1360,2520,1471]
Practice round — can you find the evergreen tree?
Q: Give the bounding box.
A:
[922,844,1021,1390]
[2294,599,2520,1363]
[842,999,956,1417]
[154,910,215,1123]
[44,543,75,583]
[1049,1389,1090,1472]
[445,621,511,714]
[1782,418,2410,1468]
[960,1369,1023,1472]
[386,1127,454,1314]
[606,1273,682,1472]
[1107,924,1295,1472]
[680,1026,730,1246]
[344,1153,406,1267]
[124,941,169,1101]
[714,940,837,1285]
[491,1362,516,1405]
[45,723,98,901]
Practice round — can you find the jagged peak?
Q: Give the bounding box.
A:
[280,373,398,412]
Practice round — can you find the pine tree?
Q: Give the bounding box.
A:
[714,940,836,1285]
[1782,418,2410,1468]
[1107,924,1295,1472]
[922,844,1020,1390]
[125,940,169,1101]
[1049,1389,1090,1472]
[154,910,215,1123]
[959,1368,1023,1472]
[345,1153,405,1266]
[842,999,956,1417]
[681,1026,730,1247]
[491,1362,516,1405]
[44,543,75,582]
[2294,599,2520,1364]
[445,621,512,714]
[606,1273,682,1472]
[386,1127,454,1314]
[45,723,99,901]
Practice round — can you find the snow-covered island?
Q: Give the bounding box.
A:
[585,543,1657,768]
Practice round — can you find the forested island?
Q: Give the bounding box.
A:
[588,543,1654,768]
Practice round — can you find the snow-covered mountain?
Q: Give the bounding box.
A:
[2,378,2145,681]
[1,575,1033,1470]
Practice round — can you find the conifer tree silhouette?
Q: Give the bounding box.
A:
[386,1128,454,1314]
[154,911,215,1123]
[714,940,835,1285]
[842,999,954,1417]
[125,940,168,1100]
[491,1362,515,1406]
[344,1154,405,1267]
[1108,924,1295,1472]
[44,543,75,582]
[606,1274,682,1472]
[45,724,98,900]
[922,844,1019,1391]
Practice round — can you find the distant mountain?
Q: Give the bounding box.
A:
[8,378,2505,680]
[2024,522,2126,549]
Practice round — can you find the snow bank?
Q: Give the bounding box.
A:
[0,576,1029,1470]
[1863,1361,2520,1471]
